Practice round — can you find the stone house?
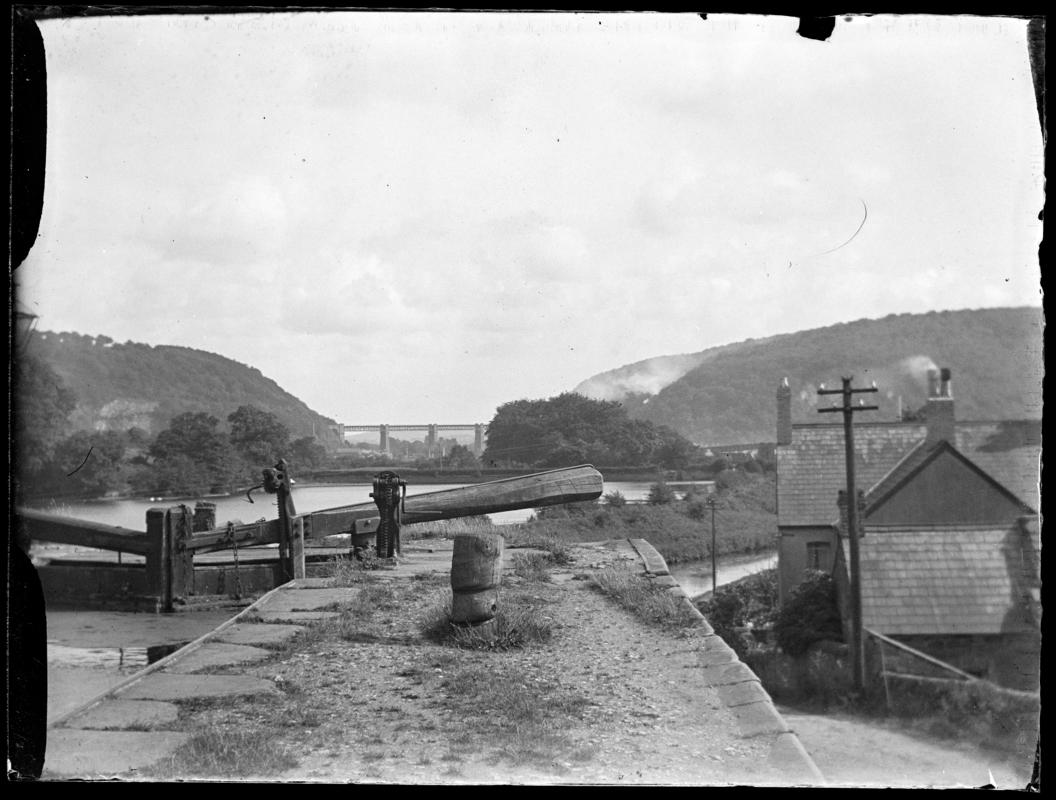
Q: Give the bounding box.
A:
[775,369,1041,689]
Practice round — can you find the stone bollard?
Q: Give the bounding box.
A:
[450,532,504,625]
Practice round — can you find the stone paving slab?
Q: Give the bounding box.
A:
[259,587,358,611]
[730,701,793,738]
[43,729,191,778]
[213,622,304,647]
[650,575,681,588]
[628,538,670,576]
[698,660,759,686]
[697,635,739,666]
[717,679,771,708]
[121,673,281,701]
[289,577,334,589]
[164,642,274,673]
[252,610,340,624]
[63,700,179,731]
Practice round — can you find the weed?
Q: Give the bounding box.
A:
[324,556,380,587]
[511,551,551,582]
[145,727,299,778]
[403,516,496,540]
[435,663,591,769]
[419,590,552,650]
[591,565,699,629]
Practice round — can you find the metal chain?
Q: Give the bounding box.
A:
[226,521,243,600]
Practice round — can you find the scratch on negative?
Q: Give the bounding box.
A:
[66,446,93,477]
[815,198,868,256]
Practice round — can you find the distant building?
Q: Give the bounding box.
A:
[775,370,1041,690]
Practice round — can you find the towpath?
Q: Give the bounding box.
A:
[42,537,821,785]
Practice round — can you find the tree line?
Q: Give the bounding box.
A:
[14,355,771,502]
[13,355,328,501]
[481,392,746,472]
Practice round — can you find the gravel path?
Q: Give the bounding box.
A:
[145,538,810,784]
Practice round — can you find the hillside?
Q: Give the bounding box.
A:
[574,307,1044,445]
[24,331,344,449]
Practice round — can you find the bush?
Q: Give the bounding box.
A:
[680,484,709,502]
[647,481,677,505]
[603,490,627,507]
[774,570,843,656]
[697,569,779,657]
[685,499,712,522]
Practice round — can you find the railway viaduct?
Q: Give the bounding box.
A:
[336,423,486,455]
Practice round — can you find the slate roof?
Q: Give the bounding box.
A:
[863,439,1034,517]
[776,419,1041,526]
[842,522,1040,636]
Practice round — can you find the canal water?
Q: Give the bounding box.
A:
[26,479,714,530]
[669,551,778,599]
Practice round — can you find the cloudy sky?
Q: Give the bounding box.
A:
[17,12,1044,427]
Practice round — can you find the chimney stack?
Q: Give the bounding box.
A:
[776,377,792,446]
[926,368,941,399]
[925,367,955,444]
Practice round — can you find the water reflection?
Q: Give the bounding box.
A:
[47,641,190,671]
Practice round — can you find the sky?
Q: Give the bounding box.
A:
[17,11,1044,428]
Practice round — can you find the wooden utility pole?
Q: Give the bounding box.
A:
[705,495,718,595]
[818,376,878,693]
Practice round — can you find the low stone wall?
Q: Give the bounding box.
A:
[627,538,826,786]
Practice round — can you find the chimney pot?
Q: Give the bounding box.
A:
[927,368,940,398]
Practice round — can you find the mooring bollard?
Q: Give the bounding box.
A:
[450,532,504,625]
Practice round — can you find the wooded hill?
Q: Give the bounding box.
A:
[574,307,1044,445]
[24,331,344,449]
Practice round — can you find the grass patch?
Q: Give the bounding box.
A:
[511,551,552,582]
[323,555,383,586]
[591,565,699,629]
[503,530,575,565]
[520,473,778,566]
[146,728,299,778]
[419,590,553,650]
[403,515,496,540]
[437,663,592,768]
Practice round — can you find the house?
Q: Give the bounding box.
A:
[775,369,1041,690]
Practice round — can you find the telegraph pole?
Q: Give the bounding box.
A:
[705,495,718,595]
[818,376,878,693]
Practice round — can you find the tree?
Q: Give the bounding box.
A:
[655,425,697,470]
[12,354,77,476]
[150,412,239,493]
[444,444,479,470]
[289,436,328,471]
[483,392,697,468]
[227,405,290,465]
[51,430,130,497]
[647,481,677,505]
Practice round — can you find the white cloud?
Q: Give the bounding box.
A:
[20,12,1044,424]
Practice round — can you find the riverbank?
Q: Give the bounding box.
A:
[17,466,714,508]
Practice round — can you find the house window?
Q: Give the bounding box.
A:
[807,542,831,571]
